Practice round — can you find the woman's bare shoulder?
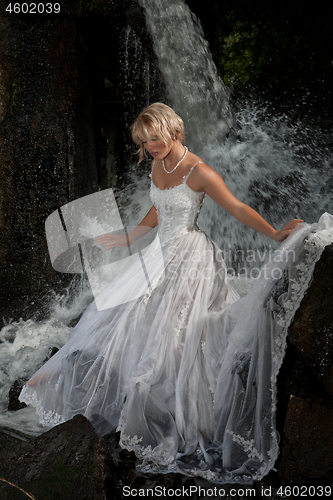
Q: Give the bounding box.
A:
[187,157,221,191]
[192,160,220,181]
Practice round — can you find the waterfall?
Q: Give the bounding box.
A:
[137,0,233,150]
[121,25,152,128]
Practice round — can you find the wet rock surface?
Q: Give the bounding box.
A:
[0,416,298,500]
[277,244,333,483]
[0,415,200,500]
[287,244,333,398]
[7,379,28,411]
[279,396,333,481]
[0,415,112,500]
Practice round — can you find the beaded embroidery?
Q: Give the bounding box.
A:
[150,161,205,246]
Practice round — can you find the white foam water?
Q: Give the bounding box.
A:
[0,318,71,434]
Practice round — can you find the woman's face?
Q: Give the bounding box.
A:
[142,130,172,160]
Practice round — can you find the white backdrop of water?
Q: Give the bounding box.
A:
[0,0,332,435]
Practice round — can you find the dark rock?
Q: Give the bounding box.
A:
[0,12,88,323]
[0,427,29,458]
[0,416,197,500]
[0,415,111,500]
[287,243,333,398]
[279,396,333,481]
[47,347,59,359]
[8,379,27,411]
[277,244,333,482]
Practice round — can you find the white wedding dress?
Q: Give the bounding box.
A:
[20,163,333,484]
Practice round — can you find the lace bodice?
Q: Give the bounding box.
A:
[150,162,205,245]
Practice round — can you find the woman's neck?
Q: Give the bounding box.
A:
[162,141,187,170]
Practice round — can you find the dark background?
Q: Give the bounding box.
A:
[187,0,333,114]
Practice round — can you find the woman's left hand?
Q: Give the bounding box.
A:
[273,219,304,242]
[96,233,129,249]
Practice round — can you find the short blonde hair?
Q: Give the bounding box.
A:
[131,103,185,164]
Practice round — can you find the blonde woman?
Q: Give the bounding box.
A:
[20,103,333,484]
[98,102,300,251]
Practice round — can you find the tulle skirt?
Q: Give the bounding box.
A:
[20,213,333,484]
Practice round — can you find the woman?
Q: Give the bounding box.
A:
[97,103,300,251]
[20,103,333,484]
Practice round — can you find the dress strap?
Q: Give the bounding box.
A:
[149,160,156,179]
[183,161,202,184]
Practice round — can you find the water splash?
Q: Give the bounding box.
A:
[0,276,94,434]
[198,96,333,261]
[0,318,71,434]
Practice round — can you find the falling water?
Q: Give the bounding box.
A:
[137,0,233,150]
[121,25,152,120]
[0,0,332,436]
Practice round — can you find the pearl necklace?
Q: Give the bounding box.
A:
[162,146,188,174]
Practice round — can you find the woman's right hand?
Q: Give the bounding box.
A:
[272,219,304,242]
[96,233,129,250]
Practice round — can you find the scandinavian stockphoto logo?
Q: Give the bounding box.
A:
[45,189,165,311]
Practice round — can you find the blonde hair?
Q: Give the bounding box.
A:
[131,103,185,164]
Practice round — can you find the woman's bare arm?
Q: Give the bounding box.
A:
[96,205,158,249]
[190,163,303,242]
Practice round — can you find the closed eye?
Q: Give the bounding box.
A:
[142,137,157,144]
